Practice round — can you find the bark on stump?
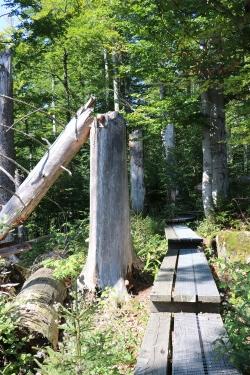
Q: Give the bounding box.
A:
[78,112,133,295]
[12,268,66,348]
[129,129,145,213]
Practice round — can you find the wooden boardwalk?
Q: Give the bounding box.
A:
[135,225,241,375]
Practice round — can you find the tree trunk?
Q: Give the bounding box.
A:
[202,124,214,217]
[0,51,15,208]
[201,88,229,214]
[129,129,145,213]
[12,268,66,348]
[162,124,176,202]
[112,52,120,111]
[0,98,95,242]
[78,112,133,295]
[103,49,110,109]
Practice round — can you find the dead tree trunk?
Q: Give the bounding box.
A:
[0,51,15,208]
[12,268,66,348]
[78,112,133,295]
[0,98,95,241]
[162,124,176,202]
[129,129,145,213]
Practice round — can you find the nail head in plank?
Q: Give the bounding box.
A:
[173,313,205,374]
[135,313,171,375]
[150,249,178,302]
[198,314,241,375]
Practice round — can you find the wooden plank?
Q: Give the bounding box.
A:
[172,313,205,374]
[173,225,203,241]
[165,226,178,240]
[193,251,221,304]
[173,249,196,302]
[135,313,171,375]
[150,249,178,302]
[198,314,241,375]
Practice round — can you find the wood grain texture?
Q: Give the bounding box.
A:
[150,249,178,302]
[79,112,133,294]
[193,251,221,303]
[172,313,205,374]
[198,314,241,375]
[135,313,171,375]
[173,249,196,303]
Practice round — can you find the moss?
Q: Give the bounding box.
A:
[216,230,250,262]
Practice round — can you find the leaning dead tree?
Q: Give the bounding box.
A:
[129,129,145,213]
[11,268,66,348]
[0,97,95,241]
[0,51,15,207]
[78,112,133,295]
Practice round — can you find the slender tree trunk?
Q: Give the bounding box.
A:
[0,51,15,208]
[202,125,214,217]
[78,112,132,295]
[63,48,71,122]
[201,88,229,215]
[112,52,120,111]
[162,124,176,203]
[51,76,56,137]
[129,129,145,213]
[103,49,110,109]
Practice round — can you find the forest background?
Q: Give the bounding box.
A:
[0,0,249,374]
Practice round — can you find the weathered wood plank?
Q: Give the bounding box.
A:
[150,249,178,302]
[172,313,205,374]
[173,249,196,303]
[173,225,203,241]
[165,226,178,240]
[193,251,221,304]
[135,313,171,375]
[198,314,241,375]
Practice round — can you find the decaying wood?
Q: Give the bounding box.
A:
[12,268,66,348]
[78,112,133,295]
[0,97,95,241]
[0,242,32,257]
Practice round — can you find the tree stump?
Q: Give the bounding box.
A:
[78,112,133,295]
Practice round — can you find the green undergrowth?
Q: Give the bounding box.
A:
[131,214,166,276]
[212,257,250,374]
[36,289,147,375]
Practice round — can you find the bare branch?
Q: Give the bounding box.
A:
[0,165,15,184]
[0,153,29,175]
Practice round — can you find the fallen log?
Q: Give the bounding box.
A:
[0,97,95,241]
[0,235,52,258]
[11,267,66,348]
